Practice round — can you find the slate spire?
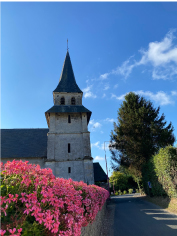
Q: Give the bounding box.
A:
[53,51,83,93]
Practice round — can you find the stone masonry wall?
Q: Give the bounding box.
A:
[45,160,85,181]
[1,157,46,169]
[81,201,107,236]
[83,160,94,185]
[47,113,91,162]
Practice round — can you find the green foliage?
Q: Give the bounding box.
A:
[109,171,128,191]
[123,190,127,195]
[109,169,138,192]
[118,190,122,195]
[21,221,46,236]
[142,146,177,197]
[128,189,133,194]
[110,92,175,173]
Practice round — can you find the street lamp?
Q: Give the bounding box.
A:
[104,141,114,194]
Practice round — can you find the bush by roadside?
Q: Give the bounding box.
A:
[142,146,177,198]
[1,160,109,236]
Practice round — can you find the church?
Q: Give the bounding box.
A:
[1,50,107,185]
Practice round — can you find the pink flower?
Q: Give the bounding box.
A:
[0,229,6,236]
[1,160,109,236]
[8,194,14,203]
[24,203,32,215]
[9,228,16,234]
[18,228,22,233]
[51,222,60,233]
[9,228,18,236]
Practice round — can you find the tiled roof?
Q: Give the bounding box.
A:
[93,162,108,182]
[1,129,48,158]
[53,51,82,93]
[45,105,92,123]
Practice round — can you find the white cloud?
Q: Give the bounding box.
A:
[83,86,97,98]
[111,93,128,101]
[112,90,175,106]
[114,84,119,89]
[94,122,102,128]
[91,141,100,148]
[91,141,111,151]
[89,119,94,125]
[102,93,106,98]
[139,29,177,66]
[171,91,177,96]
[135,90,173,105]
[112,56,136,79]
[104,118,115,123]
[100,73,109,79]
[100,29,177,80]
[94,156,105,161]
[103,84,110,90]
[152,65,177,80]
[89,119,102,131]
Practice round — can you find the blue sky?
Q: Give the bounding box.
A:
[1,2,177,177]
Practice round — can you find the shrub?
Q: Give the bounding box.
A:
[142,146,177,198]
[123,190,127,195]
[118,190,122,195]
[1,160,109,236]
[128,189,133,194]
[115,191,118,196]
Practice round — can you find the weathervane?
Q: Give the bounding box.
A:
[67,39,69,51]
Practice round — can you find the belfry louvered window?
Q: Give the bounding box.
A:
[71,97,75,105]
[60,97,65,105]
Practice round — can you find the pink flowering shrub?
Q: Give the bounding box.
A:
[1,160,109,236]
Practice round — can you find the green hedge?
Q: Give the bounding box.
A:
[142,146,177,198]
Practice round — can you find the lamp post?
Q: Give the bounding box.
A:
[104,141,113,194]
[113,178,115,195]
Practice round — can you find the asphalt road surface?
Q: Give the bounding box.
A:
[101,194,177,236]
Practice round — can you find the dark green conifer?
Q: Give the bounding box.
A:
[110,92,175,173]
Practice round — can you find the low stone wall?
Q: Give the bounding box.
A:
[81,201,107,236]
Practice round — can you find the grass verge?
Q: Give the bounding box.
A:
[143,196,177,215]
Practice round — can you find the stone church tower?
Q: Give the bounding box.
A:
[45,50,94,184]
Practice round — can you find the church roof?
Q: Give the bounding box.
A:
[45,105,92,124]
[1,129,48,158]
[1,129,107,182]
[93,162,108,182]
[53,51,82,93]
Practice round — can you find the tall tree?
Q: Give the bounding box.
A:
[110,92,175,173]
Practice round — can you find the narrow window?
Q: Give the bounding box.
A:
[68,167,71,173]
[60,97,65,105]
[68,115,71,123]
[71,97,76,105]
[68,143,70,153]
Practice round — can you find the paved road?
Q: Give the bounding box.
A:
[101,194,177,236]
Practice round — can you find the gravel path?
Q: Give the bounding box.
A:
[100,198,116,236]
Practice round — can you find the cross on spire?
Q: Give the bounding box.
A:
[67,39,69,51]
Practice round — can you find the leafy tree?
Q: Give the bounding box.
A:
[109,171,128,191]
[109,170,137,191]
[110,92,175,174]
